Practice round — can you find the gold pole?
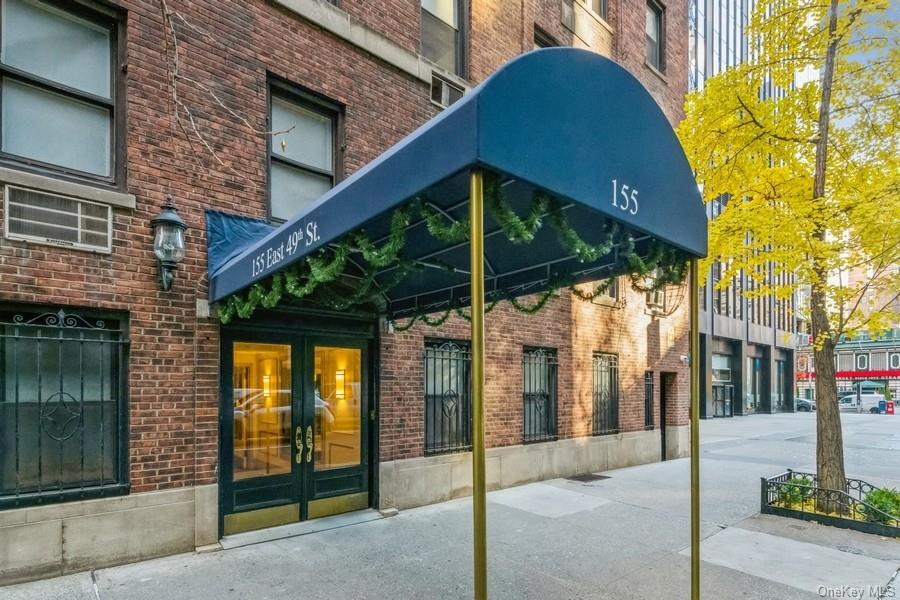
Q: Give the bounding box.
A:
[469,169,487,600]
[689,258,701,600]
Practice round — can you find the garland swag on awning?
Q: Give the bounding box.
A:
[206,48,707,323]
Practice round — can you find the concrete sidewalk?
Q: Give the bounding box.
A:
[5,414,900,599]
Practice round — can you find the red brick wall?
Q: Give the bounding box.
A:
[0,0,690,493]
[0,0,439,493]
[381,280,690,462]
[611,0,689,124]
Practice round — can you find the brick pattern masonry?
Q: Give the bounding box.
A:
[0,0,690,493]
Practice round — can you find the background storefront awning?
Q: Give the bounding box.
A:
[207,48,707,317]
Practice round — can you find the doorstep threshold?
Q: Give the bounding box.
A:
[220,508,383,550]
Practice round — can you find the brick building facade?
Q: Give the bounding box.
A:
[0,0,690,583]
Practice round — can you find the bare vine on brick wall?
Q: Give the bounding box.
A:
[159,0,293,189]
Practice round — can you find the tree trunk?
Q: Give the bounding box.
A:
[811,0,847,510]
[811,291,846,507]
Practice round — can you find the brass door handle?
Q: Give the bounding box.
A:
[295,425,303,464]
[306,425,313,463]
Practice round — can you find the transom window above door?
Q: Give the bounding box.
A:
[0,0,121,182]
[268,81,340,222]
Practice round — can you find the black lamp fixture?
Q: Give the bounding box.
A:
[151,195,187,291]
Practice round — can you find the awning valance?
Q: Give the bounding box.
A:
[208,48,706,318]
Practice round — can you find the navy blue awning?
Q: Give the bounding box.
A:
[208,48,706,318]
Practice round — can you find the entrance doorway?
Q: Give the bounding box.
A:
[712,384,734,417]
[220,331,372,535]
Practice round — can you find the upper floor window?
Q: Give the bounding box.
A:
[855,353,869,371]
[0,0,121,184]
[268,81,339,221]
[586,0,608,20]
[534,26,558,49]
[563,0,608,28]
[421,0,464,75]
[645,0,665,73]
[889,352,900,370]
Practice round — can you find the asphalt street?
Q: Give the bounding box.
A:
[5,412,899,599]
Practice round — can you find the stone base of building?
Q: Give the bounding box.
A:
[379,427,689,510]
[0,484,218,585]
[1,428,692,585]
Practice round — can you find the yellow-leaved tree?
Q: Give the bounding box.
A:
[678,0,899,496]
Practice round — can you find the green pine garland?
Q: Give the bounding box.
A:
[352,205,411,268]
[485,176,548,244]
[509,288,557,314]
[570,277,616,302]
[419,200,469,243]
[546,195,619,263]
[218,176,689,327]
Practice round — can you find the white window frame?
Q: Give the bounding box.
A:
[889,352,900,370]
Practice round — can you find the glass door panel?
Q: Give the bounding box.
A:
[313,346,362,471]
[232,342,292,480]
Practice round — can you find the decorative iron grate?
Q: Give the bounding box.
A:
[522,347,558,443]
[644,371,655,430]
[0,307,128,508]
[424,339,471,455]
[592,353,619,435]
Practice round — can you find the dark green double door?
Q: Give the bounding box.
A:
[221,329,371,535]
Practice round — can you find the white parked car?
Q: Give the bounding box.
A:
[838,393,885,414]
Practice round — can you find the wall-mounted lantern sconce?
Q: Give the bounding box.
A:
[262,374,271,398]
[335,370,345,399]
[151,195,187,291]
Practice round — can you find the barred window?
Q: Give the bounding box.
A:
[522,347,558,443]
[592,353,619,435]
[424,339,471,454]
[644,371,654,430]
[0,307,128,508]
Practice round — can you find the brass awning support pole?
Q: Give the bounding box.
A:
[470,169,488,600]
[690,257,701,600]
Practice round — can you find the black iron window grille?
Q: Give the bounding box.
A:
[0,307,128,508]
[644,371,655,430]
[424,339,471,454]
[522,347,558,443]
[592,353,619,435]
